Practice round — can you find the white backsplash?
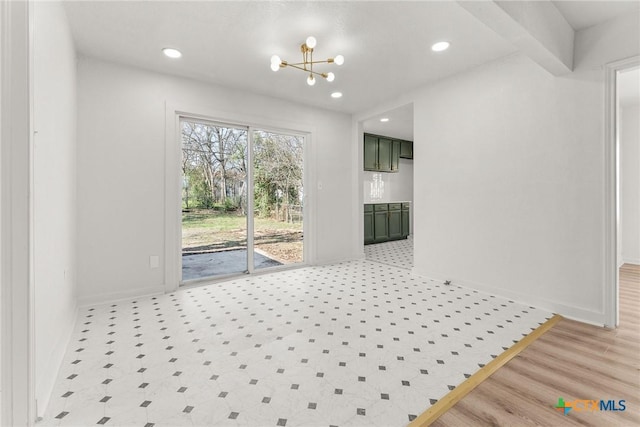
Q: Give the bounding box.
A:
[369,173,385,200]
[363,158,413,203]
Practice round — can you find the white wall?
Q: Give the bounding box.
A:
[620,104,640,265]
[32,0,78,416]
[411,13,639,325]
[76,58,355,303]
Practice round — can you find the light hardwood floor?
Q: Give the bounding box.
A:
[432,264,640,426]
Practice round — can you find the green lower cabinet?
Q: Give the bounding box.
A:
[401,208,410,237]
[364,207,374,244]
[373,210,389,242]
[388,205,402,240]
[365,203,410,244]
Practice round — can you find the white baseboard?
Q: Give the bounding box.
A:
[78,285,166,308]
[410,268,606,327]
[621,258,640,266]
[36,303,78,419]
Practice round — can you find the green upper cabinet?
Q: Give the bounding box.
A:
[377,138,393,171]
[391,140,401,171]
[364,135,397,172]
[364,133,411,172]
[364,134,378,171]
[400,140,413,159]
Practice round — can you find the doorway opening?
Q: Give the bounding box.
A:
[179,118,305,282]
[359,103,415,270]
[615,66,640,323]
[605,56,640,327]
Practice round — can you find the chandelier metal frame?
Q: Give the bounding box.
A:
[271,37,343,86]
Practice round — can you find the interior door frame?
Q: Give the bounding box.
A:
[1,0,36,424]
[604,55,640,328]
[165,104,313,292]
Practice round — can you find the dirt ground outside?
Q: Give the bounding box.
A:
[182,209,303,264]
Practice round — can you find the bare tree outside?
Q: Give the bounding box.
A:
[181,121,303,280]
[182,121,247,209]
[253,130,304,267]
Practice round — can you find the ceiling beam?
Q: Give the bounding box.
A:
[458,0,574,75]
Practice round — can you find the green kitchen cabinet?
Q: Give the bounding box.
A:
[391,140,401,171]
[365,202,410,244]
[364,205,374,244]
[373,204,389,242]
[364,133,401,172]
[401,202,410,237]
[388,203,402,240]
[364,134,378,171]
[377,138,392,171]
[400,140,413,159]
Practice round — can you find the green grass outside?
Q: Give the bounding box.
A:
[182,210,302,231]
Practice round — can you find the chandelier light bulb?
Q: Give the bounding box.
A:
[326,72,335,82]
[270,62,280,72]
[306,36,317,49]
[271,55,281,66]
[307,75,316,86]
[334,55,344,66]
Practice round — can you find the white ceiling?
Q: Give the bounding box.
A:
[619,67,640,107]
[552,0,640,30]
[63,0,639,139]
[362,103,414,141]
[63,1,518,114]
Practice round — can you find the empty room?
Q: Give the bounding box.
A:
[1,1,639,426]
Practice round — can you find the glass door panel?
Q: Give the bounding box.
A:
[252,130,304,270]
[180,119,248,281]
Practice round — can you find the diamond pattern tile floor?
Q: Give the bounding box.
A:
[39,259,551,426]
[365,239,414,270]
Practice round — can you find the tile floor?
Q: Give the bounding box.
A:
[365,238,413,270]
[40,260,551,427]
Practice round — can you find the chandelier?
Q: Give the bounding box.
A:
[270,36,344,86]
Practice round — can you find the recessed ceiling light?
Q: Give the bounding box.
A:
[380,117,390,122]
[331,92,343,98]
[431,41,450,52]
[162,48,182,59]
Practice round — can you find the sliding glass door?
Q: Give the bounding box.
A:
[180,119,304,282]
[180,120,249,280]
[252,130,304,270]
